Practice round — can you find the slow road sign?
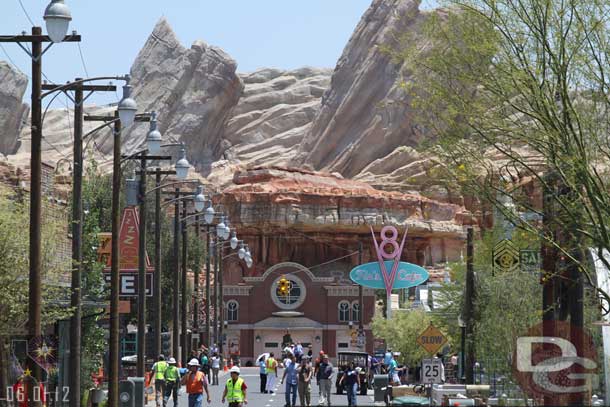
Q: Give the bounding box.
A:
[416,324,447,355]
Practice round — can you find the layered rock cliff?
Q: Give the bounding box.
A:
[0,62,28,155]
[0,0,444,196]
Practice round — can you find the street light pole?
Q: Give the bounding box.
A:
[213,236,219,347]
[69,79,83,407]
[154,169,162,357]
[108,111,122,407]
[193,215,200,343]
[137,154,148,377]
[205,224,212,348]
[181,199,188,365]
[172,188,181,362]
[218,243,224,357]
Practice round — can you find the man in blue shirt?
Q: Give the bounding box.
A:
[388,354,399,385]
[258,355,268,393]
[281,354,298,407]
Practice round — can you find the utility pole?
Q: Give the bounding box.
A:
[206,224,212,348]
[358,241,364,330]
[108,111,122,407]
[218,244,224,358]
[154,168,162,357]
[69,79,83,407]
[172,188,181,362]
[41,79,117,407]
[137,154,148,377]
[213,238,219,347]
[194,215,200,344]
[464,227,475,384]
[181,199,189,365]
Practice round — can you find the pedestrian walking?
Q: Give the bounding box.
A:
[388,353,399,385]
[150,355,168,407]
[314,351,324,398]
[181,358,212,407]
[338,362,360,407]
[318,355,333,407]
[164,358,181,407]
[281,354,298,407]
[222,366,248,407]
[210,342,219,355]
[211,352,221,385]
[297,357,313,407]
[294,342,304,363]
[200,351,210,377]
[265,352,278,394]
[258,355,268,393]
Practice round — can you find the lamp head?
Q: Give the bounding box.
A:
[230,232,238,250]
[146,111,162,155]
[194,185,205,212]
[175,146,190,180]
[117,80,137,128]
[204,204,215,224]
[44,0,72,43]
[237,244,246,260]
[216,217,226,238]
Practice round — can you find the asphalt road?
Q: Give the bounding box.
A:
[154,367,379,407]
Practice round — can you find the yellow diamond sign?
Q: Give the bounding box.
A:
[416,324,448,355]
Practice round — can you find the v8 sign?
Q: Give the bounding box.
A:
[421,358,444,384]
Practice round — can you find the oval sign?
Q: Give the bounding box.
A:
[350,261,429,290]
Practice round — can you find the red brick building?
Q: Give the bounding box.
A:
[217,167,468,364]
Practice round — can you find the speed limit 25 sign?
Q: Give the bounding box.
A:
[421,358,443,384]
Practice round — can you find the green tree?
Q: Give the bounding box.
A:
[371,309,431,366]
[391,0,610,305]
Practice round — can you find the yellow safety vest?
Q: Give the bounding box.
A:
[155,361,168,380]
[165,365,179,382]
[266,357,276,374]
[226,377,245,402]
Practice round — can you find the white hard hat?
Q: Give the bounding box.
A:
[187,358,200,366]
[229,366,240,374]
[168,358,177,364]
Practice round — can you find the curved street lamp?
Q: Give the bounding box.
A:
[43,0,72,43]
[117,80,137,127]
[175,146,190,180]
[230,232,238,250]
[194,185,206,212]
[204,202,215,225]
[146,111,162,155]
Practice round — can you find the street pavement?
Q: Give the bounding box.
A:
[160,367,378,407]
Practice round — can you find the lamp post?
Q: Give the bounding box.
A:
[458,315,466,383]
[0,3,79,394]
[42,76,123,407]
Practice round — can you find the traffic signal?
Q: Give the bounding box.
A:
[277,276,291,297]
[161,332,171,356]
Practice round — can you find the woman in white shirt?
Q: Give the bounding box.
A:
[211,353,221,385]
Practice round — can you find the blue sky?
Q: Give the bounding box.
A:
[1,0,437,106]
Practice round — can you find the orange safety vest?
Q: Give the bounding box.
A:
[186,371,205,394]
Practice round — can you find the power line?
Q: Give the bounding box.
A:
[0,43,19,68]
[16,0,36,27]
[76,43,90,78]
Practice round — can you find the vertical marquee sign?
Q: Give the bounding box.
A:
[350,226,429,318]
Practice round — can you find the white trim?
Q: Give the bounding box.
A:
[324,286,375,297]
[351,301,361,322]
[225,323,371,330]
[244,262,335,283]
[223,285,253,296]
[226,300,239,322]
[338,300,351,322]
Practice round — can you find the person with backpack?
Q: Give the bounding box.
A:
[200,351,210,377]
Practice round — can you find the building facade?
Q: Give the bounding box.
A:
[223,262,376,363]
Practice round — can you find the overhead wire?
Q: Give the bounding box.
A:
[76,43,90,78]
[16,0,36,27]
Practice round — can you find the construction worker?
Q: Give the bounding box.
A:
[222,366,248,407]
[151,355,169,407]
[164,358,181,407]
[265,351,278,394]
[181,358,212,406]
